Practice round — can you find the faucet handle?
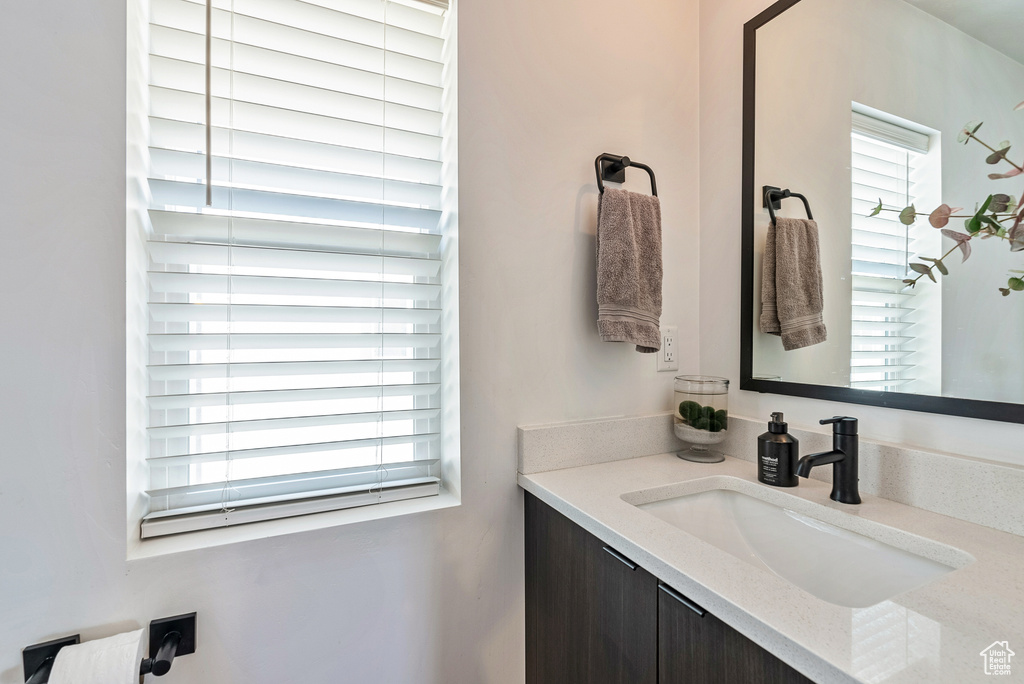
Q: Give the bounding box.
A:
[820,416,858,435]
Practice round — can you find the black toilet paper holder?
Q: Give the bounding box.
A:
[22,613,196,683]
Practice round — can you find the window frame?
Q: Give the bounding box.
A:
[126,0,461,550]
[849,112,942,395]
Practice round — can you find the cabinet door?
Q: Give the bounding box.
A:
[525,493,657,684]
[658,583,812,684]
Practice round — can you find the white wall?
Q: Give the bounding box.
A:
[699,0,1024,465]
[0,1,699,682]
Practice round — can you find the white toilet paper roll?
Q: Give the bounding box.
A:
[49,629,146,684]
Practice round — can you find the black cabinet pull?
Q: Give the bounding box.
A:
[659,583,706,617]
[602,546,638,570]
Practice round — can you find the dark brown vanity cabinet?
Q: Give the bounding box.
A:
[658,582,812,684]
[525,492,658,684]
[525,493,813,684]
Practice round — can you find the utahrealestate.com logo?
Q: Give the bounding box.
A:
[980,641,1015,676]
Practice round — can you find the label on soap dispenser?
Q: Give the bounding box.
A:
[758,435,799,487]
[760,453,781,483]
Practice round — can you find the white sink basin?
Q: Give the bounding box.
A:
[626,477,974,608]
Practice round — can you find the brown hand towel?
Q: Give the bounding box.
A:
[760,217,827,351]
[597,188,662,353]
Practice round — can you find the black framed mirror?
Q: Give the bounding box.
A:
[740,0,1024,424]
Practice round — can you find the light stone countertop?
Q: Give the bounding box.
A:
[518,453,1024,684]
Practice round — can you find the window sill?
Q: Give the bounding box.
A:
[127,488,460,560]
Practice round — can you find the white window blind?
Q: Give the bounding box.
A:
[141,0,452,537]
[850,117,938,393]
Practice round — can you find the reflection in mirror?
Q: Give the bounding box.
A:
[750,0,1024,406]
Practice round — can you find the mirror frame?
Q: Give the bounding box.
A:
[739,0,1024,425]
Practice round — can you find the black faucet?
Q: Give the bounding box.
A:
[796,416,861,505]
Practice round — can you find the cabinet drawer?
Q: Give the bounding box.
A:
[525,493,657,684]
[658,583,812,684]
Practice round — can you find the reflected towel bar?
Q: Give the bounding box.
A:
[23,613,196,683]
[763,185,813,222]
[596,153,658,196]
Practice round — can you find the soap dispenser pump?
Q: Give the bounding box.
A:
[758,412,798,487]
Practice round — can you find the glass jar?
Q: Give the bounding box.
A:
[673,375,729,463]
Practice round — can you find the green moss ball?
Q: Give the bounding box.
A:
[700,405,716,420]
[693,417,711,431]
[679,400,702,423]
[715,410,728,429]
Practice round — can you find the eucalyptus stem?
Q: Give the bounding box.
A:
[871,119,1024,297]
[906,242,962,287]
[875,208,1017,221]
[966,131,1024,174]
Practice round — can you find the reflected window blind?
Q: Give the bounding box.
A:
[143,0,450,538]
[849,120,928,392]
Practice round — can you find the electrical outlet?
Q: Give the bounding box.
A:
[657,326,679,372]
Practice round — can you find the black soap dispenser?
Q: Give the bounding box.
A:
[758,412,798,487]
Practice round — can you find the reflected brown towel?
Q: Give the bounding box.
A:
[597,188,662,353]
[760,217,827,351]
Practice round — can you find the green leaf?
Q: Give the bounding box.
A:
[869,199,883,217]
[899,205,917,226]
[1009,277,1024,291]
[935,260,949,276]
[958,120,983,144]
[988,145,1014,164]
[981,214,1002,230]
[910,263,931,274]
[967,196,995,233]
[978,195,994,215]
[991,193,1012,213]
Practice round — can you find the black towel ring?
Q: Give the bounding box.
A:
[595,153,658,197]
[763,185,813,223]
